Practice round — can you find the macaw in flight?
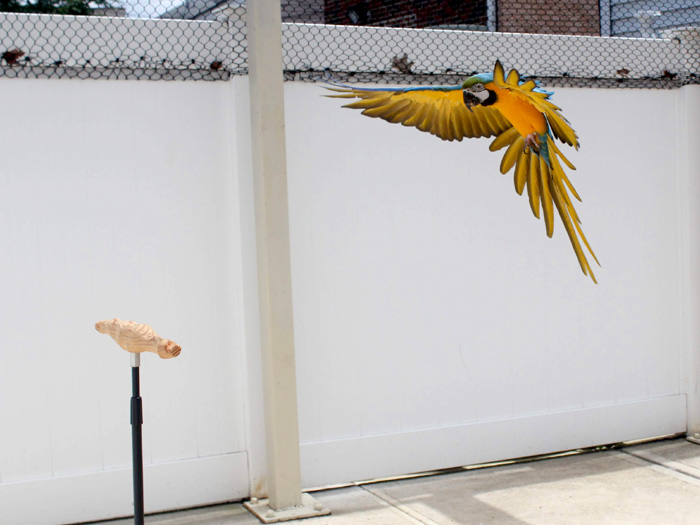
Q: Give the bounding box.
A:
[326,61,599,283]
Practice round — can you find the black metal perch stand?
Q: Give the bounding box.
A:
[131,353,145,525]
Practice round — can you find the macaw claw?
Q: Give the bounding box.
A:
[524,132,540,151]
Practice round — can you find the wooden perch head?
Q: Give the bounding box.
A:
[95,319,181,359]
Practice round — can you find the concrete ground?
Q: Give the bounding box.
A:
[89,437,700,525]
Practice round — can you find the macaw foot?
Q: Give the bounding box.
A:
[524,132,540,152]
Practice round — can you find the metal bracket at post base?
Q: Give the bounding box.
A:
[244,494,330,523]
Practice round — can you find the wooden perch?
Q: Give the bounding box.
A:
[95,319,181,359]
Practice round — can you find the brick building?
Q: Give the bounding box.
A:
[498,0,600,36]
[325,0,489,29]
[324,0,601,35]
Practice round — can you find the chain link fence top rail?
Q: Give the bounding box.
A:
[0,0,699,84]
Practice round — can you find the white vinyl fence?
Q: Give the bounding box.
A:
[0,78,253,524]
[287,82,692,486]
[1,21,700,525]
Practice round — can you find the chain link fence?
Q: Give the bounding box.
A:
[0,0,699,85]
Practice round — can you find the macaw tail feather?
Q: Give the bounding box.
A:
[490,131,599,283]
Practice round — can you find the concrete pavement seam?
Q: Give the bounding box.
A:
[357,484,443,525]
[614,450,700,487]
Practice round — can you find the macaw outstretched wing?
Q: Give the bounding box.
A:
[326,84,512,142]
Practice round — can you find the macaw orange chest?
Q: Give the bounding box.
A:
[485,82,547,138]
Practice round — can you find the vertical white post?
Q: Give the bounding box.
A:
[598,0,611,36]
[682,84,700,440]
[670,30,700,442]
[244,0,329,521]
[486,0,497,32]
[247,0,300,510]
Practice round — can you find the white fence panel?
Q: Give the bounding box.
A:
[0,77,251,524]
[284,81,688,487]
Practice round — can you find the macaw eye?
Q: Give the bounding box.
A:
[470,83,484,92]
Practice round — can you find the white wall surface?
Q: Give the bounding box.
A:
[284,82,689,486]
[0,77,253,524]
[0,73,697,523]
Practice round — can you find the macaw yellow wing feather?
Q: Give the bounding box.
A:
[500,136,522,174]
[514,151,529,195]
[527,151,541,219]
[494,60,507,85]
[489,127,520,151]
[539,154,555,237]
[327,86,512,142]
[506,67,520,85]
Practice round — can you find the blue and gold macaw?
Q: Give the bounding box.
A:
[327,61,599,283]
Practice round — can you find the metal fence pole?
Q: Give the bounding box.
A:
[243,0,329,521]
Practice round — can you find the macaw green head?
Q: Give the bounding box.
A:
[461,72,494,111]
